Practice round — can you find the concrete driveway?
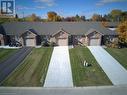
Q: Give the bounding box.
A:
[0,47,32,84]
[44,46,73,87]
[88,46,127,85]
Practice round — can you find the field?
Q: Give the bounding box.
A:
[2,47,53,86]
[69,47,112,86]
[0,49,17,62]
[106,48,127,69]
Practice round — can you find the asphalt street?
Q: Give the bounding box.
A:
[0,47,32,84]
[0,86,127,95]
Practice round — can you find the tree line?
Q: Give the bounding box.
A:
[1,9,127,23]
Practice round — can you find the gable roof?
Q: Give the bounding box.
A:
[27,29,39,35]
[0,22,118,36]
[20,29,38,37]
[106,22,119,28]
[52,28,70,37]
[85,28,104,36]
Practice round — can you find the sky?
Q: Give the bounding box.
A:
[15,0,127,19]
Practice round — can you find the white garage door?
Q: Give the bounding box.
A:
[58,38,68,46]
[26,38,36,47]
[90,38,100,46]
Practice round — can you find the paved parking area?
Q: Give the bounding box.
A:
[0,86,127,95]
[44,46,73,87]
[0,47,32,84]
[88,46,127,85]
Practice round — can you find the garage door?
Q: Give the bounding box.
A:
[90,38,100,46]
[26,38,36,47]
[58,38,68,46]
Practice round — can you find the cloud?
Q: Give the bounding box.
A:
[96,0,127,6]
[36,6,45,9]
[17,6,36,10]
[34,0,56,7]
[17,5,45,10]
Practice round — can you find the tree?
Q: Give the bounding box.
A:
[64,16,76,22]
[63,15,85,22]
[15,14,18,19]
[56,15,62,21]
[92,14,102,21]
[47,11,57,21]
[110,9,122,21]
[102,14,108,21]
[31,14,40,21]
[117,21,127,46]
[25,14,41,22]
[121,11,127,21]
[81,16,86,21]
[75,14,80,21]
[102,14,112,21]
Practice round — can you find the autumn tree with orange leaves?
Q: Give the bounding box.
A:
[117,21,127,45]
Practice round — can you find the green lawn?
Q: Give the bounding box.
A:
[106,48,127,69]
[0,49,17,62]
[69,47,112,86]
[2,47,53,87]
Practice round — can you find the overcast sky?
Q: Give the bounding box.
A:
[16,0,127,18]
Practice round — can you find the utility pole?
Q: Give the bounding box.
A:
[22,12,25,21]
[13,0,16,18]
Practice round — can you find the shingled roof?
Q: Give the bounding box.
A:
[0,22,118,36]
[105,22,119,28]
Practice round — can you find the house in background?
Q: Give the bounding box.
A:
[0,22,118,47]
